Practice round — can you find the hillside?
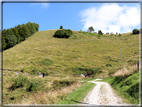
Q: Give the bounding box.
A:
[3,29,139,104]
[3,30,139,77]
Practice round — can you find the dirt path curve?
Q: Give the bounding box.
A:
[82,79,129,106]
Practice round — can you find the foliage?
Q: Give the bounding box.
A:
[5,35,17,49]
[88,26,94,32]
[132,29,139,34]
[53,29,73,38]
[72,67,101,75]
[98,30,103,35]
[106,64,112,67]
[26,22,36,35]
[103,72,139,104]
[60,25,63,29]
[19,24,31,41]
[2,36,7,50]
[52,80,75,90]
[12,27,21,43]
[9,74,44,92]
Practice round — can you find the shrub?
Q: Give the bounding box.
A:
[132,29,139,34]
[26,81,39,92]
[60,25,63,29]
[10,74,28,90]
[98,30,103,35]
[53,29,72,38]
[31,69,38,75]
[106,64,112,67]
[52,80,75,90]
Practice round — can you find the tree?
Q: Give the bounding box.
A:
[132,29,139,34]
[2,36,7,50]
[60,25,63,29]
[88,26,94,32]
[98,30,103,35]
[19,24,30,41]
[34,23,39,31]
[26,22,36,35]
[12,27,21,43]
[5,35,17,49]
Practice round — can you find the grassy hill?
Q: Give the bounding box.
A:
[3,29,139,104]
[3,29,139,77]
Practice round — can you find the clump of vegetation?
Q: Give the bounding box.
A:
[53,29,73,38]
[2,22,39,51]
[106,64,112,67]
[88,26,94,32]
[9,74,45,92]
[5,35,17,49]
[132,29,139,34]
[60,25,63,29]
[72,67,102,76]
[98,30,103,35]
[127,60,138,65]
[52,80,75,90]
[103,70,139,104]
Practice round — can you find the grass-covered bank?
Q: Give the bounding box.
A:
[3,71,84,104]
[102,72,139,104]
[58,82,96,104]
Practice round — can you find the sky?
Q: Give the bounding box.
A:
[1,0,141,34]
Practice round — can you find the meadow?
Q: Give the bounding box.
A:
[3,29,139,104]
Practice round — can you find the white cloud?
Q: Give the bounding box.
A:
[80,3,140,34]
[31,0,49,9]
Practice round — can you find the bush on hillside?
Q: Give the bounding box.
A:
[53,29,73,38]
[132,29,139,34]
[98,30,103,35]
[60,25,63,29]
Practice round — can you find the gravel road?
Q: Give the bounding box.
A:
[82,79,130,106]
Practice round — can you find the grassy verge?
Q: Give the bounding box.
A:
[58,82,96,104]
[102,72,139,104]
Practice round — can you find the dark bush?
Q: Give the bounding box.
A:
[10,74,28,90]
[106,64,112,67]
[133,29,139,34]
[26,81,39,92]
[31,69,38,75]
[60,25,63,29]
[53,29,72,38]
[98,30,103,35]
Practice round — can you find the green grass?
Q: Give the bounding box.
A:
[58,82,96,104]
[102,72,139,104]
[3,30,139,77]
[3,29,139,104]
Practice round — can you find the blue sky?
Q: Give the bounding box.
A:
[1,1,141,34]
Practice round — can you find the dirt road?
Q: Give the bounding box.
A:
[83,79,129,106]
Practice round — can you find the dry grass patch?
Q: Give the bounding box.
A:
[113,64,138,77]
[22,82,83,104]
